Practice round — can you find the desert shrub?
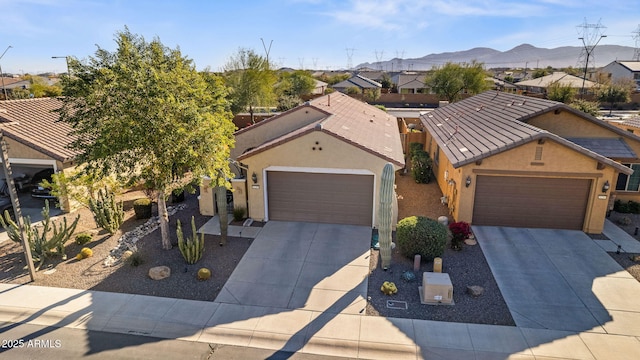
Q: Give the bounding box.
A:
[75,233,93,245]
[614,199,640,214]
[618,216,633,226]
[233,207,246,222]
[126,251,145,267]
[409,142,424,156]
[133,198,152,219]
[411,149,432,183]
[449,221,471,250]
[396,216,448,261]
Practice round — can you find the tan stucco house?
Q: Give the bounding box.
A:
[0,97,78,211]
[421,91,639,233]
[203,92,405,227]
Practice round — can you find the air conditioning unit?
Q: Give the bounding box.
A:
[419,272,454,305]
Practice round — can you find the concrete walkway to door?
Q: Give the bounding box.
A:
[215,221,371,314]
[474,226,640,336]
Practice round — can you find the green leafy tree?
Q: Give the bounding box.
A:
[315,72,350,86]
[223,48,277,122]
[570,99,600,117]
[57,28,235,250]
[277,70,316,97]
[532,68,549,79]
[597,81,632,115]
[425,61,489,102]
[364,88,381,102]
[546,82,577,103]
[380,73,393,89]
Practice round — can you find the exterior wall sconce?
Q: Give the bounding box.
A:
[465,176,472,188]
[602,180,610,193]
[251,172,258,184]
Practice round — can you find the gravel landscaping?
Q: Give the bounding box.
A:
[4,171,639,328]
[602,211,640,282]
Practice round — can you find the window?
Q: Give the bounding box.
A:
[616,163,640,191]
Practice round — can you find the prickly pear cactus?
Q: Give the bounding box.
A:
[378,163,395,270]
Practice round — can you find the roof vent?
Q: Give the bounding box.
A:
[315,123,323,130]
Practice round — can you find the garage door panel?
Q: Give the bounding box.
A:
[267,171,373,226]
[473,176,591,230]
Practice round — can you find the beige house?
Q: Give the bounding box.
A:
[421,91,639,233]
[0,97,78,211]
[203,92,405,227]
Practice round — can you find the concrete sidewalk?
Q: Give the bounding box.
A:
[2,282,640,359]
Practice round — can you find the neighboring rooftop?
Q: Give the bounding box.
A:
[617,61,640,72]
[238,92,404,166]
[515,72,596,89]
[0,97,77,162]
[332,74,382,90]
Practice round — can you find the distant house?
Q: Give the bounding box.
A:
[312,79,328,95]
[487,77,517,93]
[601,61,640,90]
[332,74,382,93]
[391,72,428,94]
[515,72,596,94]
[421,91,639,234]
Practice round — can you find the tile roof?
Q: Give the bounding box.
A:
[392,73,427,89]
[567,137,637,158]
[420,91,632,174]
[621,117,640,129]
[0,97,78,162]
[333,74,382,90]
[238,92,404,167]
[515,72,596,88]
[618,61,640,72]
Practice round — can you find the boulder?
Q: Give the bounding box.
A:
[149,266,171,280]
[467,285,484,297]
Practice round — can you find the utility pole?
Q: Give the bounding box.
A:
[0,131,36,281]
[51,56,70,77]
[576,19,606,96]
[1,46,12,100]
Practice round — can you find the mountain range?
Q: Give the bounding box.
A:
[356,44,637,71]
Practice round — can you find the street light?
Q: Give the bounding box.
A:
[579,35,606,97]
[51,56,70,77]
[0,45,12,100]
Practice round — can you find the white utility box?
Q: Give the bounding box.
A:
[419,272,453,305]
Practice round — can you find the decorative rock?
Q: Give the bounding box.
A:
[122,250,133,260]
[103,203,187,267]
[437,216,449,226]
[464,238,477,246]
[149,266,171,280]
[467,285,484,297]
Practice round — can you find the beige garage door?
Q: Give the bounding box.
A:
[266,171,374,226]
[472,176,591,230]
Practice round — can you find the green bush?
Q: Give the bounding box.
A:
[233,207,246,222]
[133,198,152,219]
[614,199,640,214]
[75,233,93,245]
[409,142,424,156]
[396,216,448,261]
[411,150,432,183]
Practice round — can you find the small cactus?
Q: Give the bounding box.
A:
[88,188,124,234]
[197,268,211,281]
[80,247,93,258]
[381,281,398,295]
[75,253,83,260]
[177,216,204,264]
[75,233,92,245]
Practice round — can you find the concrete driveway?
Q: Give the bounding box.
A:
[474,226,640,336]
[214,221,371,315]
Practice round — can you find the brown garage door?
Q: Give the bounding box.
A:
[472,176,591,230]
[266,171,374,226]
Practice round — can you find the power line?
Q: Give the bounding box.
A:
[633,24,640,61]
[345,47,356,69]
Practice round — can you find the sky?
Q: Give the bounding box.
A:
[1,0,639,75]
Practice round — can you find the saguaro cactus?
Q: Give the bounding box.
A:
[379,162,395,270]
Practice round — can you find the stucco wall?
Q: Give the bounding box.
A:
[426,131,617,233]
[526,111,620,138]
[231,106,328,160]
[240,131,402,228]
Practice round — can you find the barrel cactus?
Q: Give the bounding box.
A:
[378,163,395,270]
[197,268,211,281]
